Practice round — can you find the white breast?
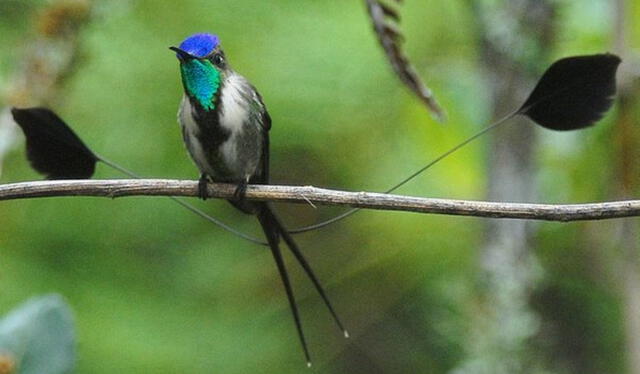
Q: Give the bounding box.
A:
[218,74,249,168]
[220,74,249,130]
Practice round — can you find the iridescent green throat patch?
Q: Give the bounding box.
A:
[180,59,220,111]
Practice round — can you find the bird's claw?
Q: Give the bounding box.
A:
[198,174,209,200]
[233,181,248,202]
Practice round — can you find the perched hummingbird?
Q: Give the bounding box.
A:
[170,33,347,365]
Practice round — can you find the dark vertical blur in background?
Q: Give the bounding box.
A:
[1,0,639,373]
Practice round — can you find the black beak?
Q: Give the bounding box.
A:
[170,46,196,61]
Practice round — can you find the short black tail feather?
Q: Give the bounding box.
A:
[256,203,348,366]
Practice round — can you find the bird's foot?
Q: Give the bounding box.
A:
[198,174,209,200]
[233,180,248,203]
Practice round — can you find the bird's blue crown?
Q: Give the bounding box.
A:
[178,33,220,58]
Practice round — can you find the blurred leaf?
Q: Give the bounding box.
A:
[364,0,446,121]
[0,295,75,374]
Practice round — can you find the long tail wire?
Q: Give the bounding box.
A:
[289,110,519,234]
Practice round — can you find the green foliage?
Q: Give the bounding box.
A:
[0,295,75,374]
[0,0,637,373]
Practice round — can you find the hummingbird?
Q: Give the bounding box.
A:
[170,33,347,365]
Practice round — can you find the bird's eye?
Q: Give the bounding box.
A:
[212,54,224,66]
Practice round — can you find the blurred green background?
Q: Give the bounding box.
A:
[1,0,639,373]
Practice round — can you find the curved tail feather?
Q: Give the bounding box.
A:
[257,204,311,366]
[257,203,348,366]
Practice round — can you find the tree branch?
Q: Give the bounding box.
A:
[1,179,640,222]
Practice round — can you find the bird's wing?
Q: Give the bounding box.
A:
[250,88,272,184]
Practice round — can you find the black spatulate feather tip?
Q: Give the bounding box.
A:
[11,107,98,179]
[519,53,622,131]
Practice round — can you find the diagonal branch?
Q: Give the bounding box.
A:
[364,0,445,121]
[1,179,640,222]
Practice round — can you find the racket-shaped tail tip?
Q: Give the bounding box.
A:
[11,106,98,179]
[519,53,622,131]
